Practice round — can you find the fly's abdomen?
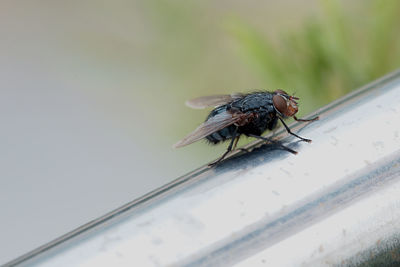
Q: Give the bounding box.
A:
[204,105,236,144]
[206,125,236,144]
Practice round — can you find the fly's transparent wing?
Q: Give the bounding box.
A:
[185,93,244,109]
[173,111,250,148]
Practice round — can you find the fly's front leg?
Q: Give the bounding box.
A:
[294,115,319,122]
[279,117,312,143]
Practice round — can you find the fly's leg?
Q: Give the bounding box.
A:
[232,136,240,151]
[294,115,319,122]
[232,136,250,153]
[248,134,297,154]
[279,117,312,143]
[209,129,239,166]
[208,136,236,166]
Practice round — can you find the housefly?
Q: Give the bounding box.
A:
[173,90,319,165]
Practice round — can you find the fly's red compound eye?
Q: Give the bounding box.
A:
[272,94,287,115]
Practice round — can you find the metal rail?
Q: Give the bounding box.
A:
[6,70,400,267]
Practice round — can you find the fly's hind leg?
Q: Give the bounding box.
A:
[209,129,239,166]
[232,136,240,151]
[232,136,249,153]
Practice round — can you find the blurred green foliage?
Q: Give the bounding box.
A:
[137,0,400,158]
[226,0,400,114]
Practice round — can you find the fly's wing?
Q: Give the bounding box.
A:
[185,93,244,109]
[173,110,250,148]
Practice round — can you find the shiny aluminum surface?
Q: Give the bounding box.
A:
[7,70,400,267]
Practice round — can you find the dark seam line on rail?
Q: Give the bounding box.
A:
[184,156,400,267]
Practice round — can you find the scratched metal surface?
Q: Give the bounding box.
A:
[7,70,400,267]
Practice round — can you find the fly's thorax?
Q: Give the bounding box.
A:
[231,92,275,113]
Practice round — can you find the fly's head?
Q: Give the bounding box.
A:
[272,89,299,117]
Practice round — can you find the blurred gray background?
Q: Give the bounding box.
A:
[1,0,400,264]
